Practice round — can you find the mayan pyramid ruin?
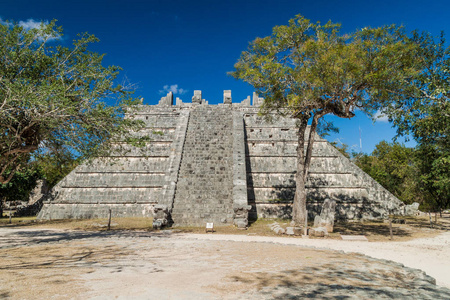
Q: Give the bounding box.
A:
[37,90,406,227]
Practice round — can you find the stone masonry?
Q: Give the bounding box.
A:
[171,105,234,226]
[38,90,406,226]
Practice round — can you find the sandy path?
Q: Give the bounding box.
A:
[1,228,449,299]
[181,231,450,289]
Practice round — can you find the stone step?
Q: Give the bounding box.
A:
[171,105,234,225]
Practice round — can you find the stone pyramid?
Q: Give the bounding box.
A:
[38,90,405,227]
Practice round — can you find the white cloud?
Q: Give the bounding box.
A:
[0,17,12,26]
[159,84,187,95]
[373,110,389,122]
[18,19,46,30]
[0,18,61,41]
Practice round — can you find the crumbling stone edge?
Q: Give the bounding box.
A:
[153,110,190,229]
[232,111,251,228]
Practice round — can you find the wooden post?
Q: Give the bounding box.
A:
[389,219,393,240]
[8,202,12,224]
[107,208,112,231]
[429,212,433,229]
[304,210,308,236]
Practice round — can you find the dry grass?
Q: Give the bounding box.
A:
[0,216,36,226]
[172,218,291,236]
[173,214,450,242]
[1,214,449,242]
[0,216,154,231]
[331,214,450,242]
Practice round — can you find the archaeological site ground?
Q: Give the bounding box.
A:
[2,91,443,298]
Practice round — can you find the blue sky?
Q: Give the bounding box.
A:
[2,0,449,153]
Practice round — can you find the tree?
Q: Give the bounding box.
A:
[415,144,449,213]
[330,141,350,159]
[0,167,40,217]
[33,139,81,187]
[353,141,419,204]
[0,20,145,184]
[231,15,422,224]
[384,32,450,212]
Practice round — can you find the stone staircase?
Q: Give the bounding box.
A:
[171,105,234,226]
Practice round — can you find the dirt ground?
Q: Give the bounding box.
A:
[0,226,449,299]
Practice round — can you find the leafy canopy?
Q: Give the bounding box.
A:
[353,141,419,205]
[231,15,421,122]
[383,32,449,211]
[0,20,145,184]
[231,15,424,224]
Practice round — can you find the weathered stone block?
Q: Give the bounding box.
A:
[404,202,420,216]
[316,198,336,232]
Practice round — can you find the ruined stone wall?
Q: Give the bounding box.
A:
[37,107,185,220]
[237,108,404,221]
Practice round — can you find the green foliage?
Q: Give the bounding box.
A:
[0,145,79,215]
[33,140,80,187]
[330,141,350,159]
[385,32,450,148]
[0,168,40,203]
[0,20,145,184]
[231,15,421,121]
[383,32,450,211]
[415,145,449,211]
[353,141,419,204]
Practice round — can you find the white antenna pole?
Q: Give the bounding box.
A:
[359,126,362,152]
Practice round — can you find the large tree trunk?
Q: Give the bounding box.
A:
[0,198,3,218]
[303,113,321,181]
[292,116,309,225]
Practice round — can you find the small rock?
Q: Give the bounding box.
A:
[235,220,247,229]
[285,227,295,235]
[274,227,285,234]
[293,227,303,236]
[404,202,420,216]
[309,227,328,237]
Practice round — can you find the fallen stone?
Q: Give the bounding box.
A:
[285,227,295,235]
[404,202,420,216]
[309,227,328,237]
[293,227,303,236]
[274,227,285,235]
[320,199,336,232]
[235,220,247,229]
[313,215,322,228]
[340,235,369,241]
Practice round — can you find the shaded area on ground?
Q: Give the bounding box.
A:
[1,228,450,299]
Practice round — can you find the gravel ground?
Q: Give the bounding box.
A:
[0,228,449,299]
[183,231,450,289]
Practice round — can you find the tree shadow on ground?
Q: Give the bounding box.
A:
[230,263,450,299]
[402,214,450,231]
[333,222,412,238]
[0,229,172,249]
[0,235,164,274]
